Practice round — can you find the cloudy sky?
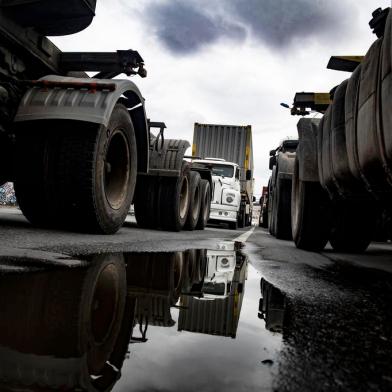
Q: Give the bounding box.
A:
[53,0,390,198]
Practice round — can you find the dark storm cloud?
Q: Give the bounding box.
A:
[145,0,351,54]
[146,0,246,54]
[231,0,350,48]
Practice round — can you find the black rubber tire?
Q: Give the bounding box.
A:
[195,179,211,230]
[238,207,246,228]
[0,253,126,379]
[229,220,238,230]
[245,213,251,227]
[14,127,56,227]
[159,164,191,232]
[329,202,373,253]
[274,177,293,240]
[134,176,160,229]
[260,206,268,228]
[291,156,331,251]
[55,104,137,234]
[184,171,202,231]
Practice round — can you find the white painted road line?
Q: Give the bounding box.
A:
[233,226,255,243]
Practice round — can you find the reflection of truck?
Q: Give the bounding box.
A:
[289,8,392,252]
[258,278,286,333]
[192,123,254,228]
[0,0,210,234]
[267,139,298,239]
[178,242,247,338]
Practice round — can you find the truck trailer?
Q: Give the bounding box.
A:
[289,7,392,252]
[192,123,254,228]
[0,0,210,234]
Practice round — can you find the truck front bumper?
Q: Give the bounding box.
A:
[209,204,238,222]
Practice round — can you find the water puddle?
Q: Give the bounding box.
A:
[0,242,283,392]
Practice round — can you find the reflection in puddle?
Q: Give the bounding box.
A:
[0,242,279,392]
[178,243,247,338]
[258,278,286,333]
[0,253,130,391]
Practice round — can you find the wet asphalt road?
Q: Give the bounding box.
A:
[0,206,391,391]
[247,228,392,392]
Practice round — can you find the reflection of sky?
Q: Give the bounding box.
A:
[115,265,282,392]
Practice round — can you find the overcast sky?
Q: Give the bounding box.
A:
[53,0,390,198]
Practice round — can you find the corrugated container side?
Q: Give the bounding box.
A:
[193,123,254,196]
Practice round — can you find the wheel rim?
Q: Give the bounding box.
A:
[179,176,189,219]
[104,130,131,210]
[90,264,119,345]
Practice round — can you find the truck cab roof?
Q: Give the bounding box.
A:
[193,158,238,167]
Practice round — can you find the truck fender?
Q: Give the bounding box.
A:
[14,75,149,173]
[296,118,320,182]
[276,151,296,181]
[147,138,190,177]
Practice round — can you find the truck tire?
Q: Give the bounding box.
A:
[238,206,246,228]
[245,213,251,227]
[159,164,190,231]
[260,206,268,228]
[329,202,373,253]
[55,104,137,234]
[195,179,211,230]
[274,177,292,240]
[229,221,238,230]
[291,157,331,251]
[134,176,159,229]
[184,171,202,230]
[14,129,54,227]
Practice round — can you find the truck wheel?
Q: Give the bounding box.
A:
[195,179,211,230]
[184,171,202,230]
[14,129,54,227]
[245,213,250,227]
[229,221,238,230]
[0,253,126,378]
[134,177,159,229]
[159,164,190,231]
[55,104,137,234]
[329,202,373,253]
[238,207,246,228]
[274,177,293,240]
[260,207,268,228]
[291,157,330,251]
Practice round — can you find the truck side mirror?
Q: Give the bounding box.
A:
[269,149,276,157]
[246,170,252,180]
[269,156,276,170]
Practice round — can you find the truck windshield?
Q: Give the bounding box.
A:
[211,164,234,178]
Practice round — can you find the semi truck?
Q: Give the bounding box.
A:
[266,139,298,239]
[191,157,241,229]
[192,123,254,228]
[0,0,210,234]
[288,7,392,252]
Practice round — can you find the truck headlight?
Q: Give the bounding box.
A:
[225,193,235,203]
[217,256,234,271]
[220,257,230,268]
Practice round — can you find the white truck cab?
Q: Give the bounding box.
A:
[202,242,237,299]
[193,158,241,229]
